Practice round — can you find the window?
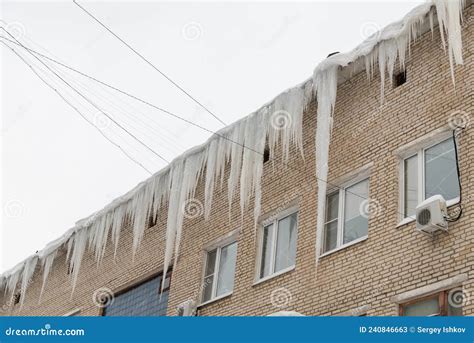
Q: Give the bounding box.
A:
[102,272,171,316]
[263,147,270,163]
[323,178,369,254]
[393,70,407,87]
[202,241,238,304]
[258,211,298,280]
[400,289,463,316]
[13,292,21,306]
[401,137,460,219]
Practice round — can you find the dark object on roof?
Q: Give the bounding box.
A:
[327,52,340,58]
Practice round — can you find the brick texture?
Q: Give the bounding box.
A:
[1,3,473,317]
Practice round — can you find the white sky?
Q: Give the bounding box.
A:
[0,0,423,273]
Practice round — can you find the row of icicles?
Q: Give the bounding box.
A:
[0,0,464,310]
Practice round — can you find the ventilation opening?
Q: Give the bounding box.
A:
[393,71,407,88]
[13,292,21,305]
[263,147,270,163]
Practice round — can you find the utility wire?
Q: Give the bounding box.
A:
[0,36,216,137]
[1,34,427,217]
[1,31,187,156]
[1,27,169,165]
[53,62,187,157]
[1,40,154,175]
[72,0,227,127]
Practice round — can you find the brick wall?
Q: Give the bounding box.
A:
[1,3,472,317]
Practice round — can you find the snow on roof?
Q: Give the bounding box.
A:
[0,0,467,307]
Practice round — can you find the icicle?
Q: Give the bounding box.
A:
[204,139,218,220]
[378,42,387,103]
[239,113,259,216]
[237,109,268,227]
[131,185,152,258]
[19,256,38,308]
[173,152,205,270]
[314,65,338,267]
[39,251,57,302]
[111,204,126,259]
[88,215,109,264]
[433,0,464,84]
[1,0,466,302]
[227,121,245,219]
[396,35,408,71]
[429,8,435,39]
[269,88,306,162]
[5,264,22,303]
[161,160,185,292]
[252,109,267,225]
[69,228,89,294]
[66,237,74,264]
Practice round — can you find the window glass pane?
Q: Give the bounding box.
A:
[425,138,460,201]
[260,224,274,279]
[205,250,217,277]
[448,290,463,316]
[216,242,238,297]
[103,273,170,316]
[403,297,440,316]
[323,193,339,253]
[404,155,418,218]
[202,275,214,302]
[323,221,338,253]
[326,192,339,222]
[275,213,298,272]
[343,179,369,244]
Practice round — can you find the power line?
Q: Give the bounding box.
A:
[1,27,169,166]
[1,40,154,175]
[1,33,426,217]
[1,31,188,156]
[72,0,227,127]
[0,36,216,137]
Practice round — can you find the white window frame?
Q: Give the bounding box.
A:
[255,207,298,284]
[200,234,238,306]
[322,174,370,256]
[399,132,460,225]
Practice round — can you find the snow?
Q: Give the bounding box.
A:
[267,310,305,317]
[0,0,466,305]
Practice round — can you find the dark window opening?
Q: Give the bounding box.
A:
[13,292,21,305]
[102,271,171,316]
[263,147,270,163]
[148,214,156,228]
[394,71,407,88]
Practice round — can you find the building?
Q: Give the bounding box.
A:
[1,0,473,317]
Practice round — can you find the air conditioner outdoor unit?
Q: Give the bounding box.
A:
[415,195,448,234]
[176,299,196,316]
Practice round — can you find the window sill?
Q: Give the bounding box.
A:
[198,292,232,308]
[253,265,295,286]
[396,216,416,228]
[319,236,368,258]
[396,198,460,228]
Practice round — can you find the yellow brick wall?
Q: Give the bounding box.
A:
[1,3,473,317]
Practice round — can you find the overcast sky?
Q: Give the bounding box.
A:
[0,0,424,273]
